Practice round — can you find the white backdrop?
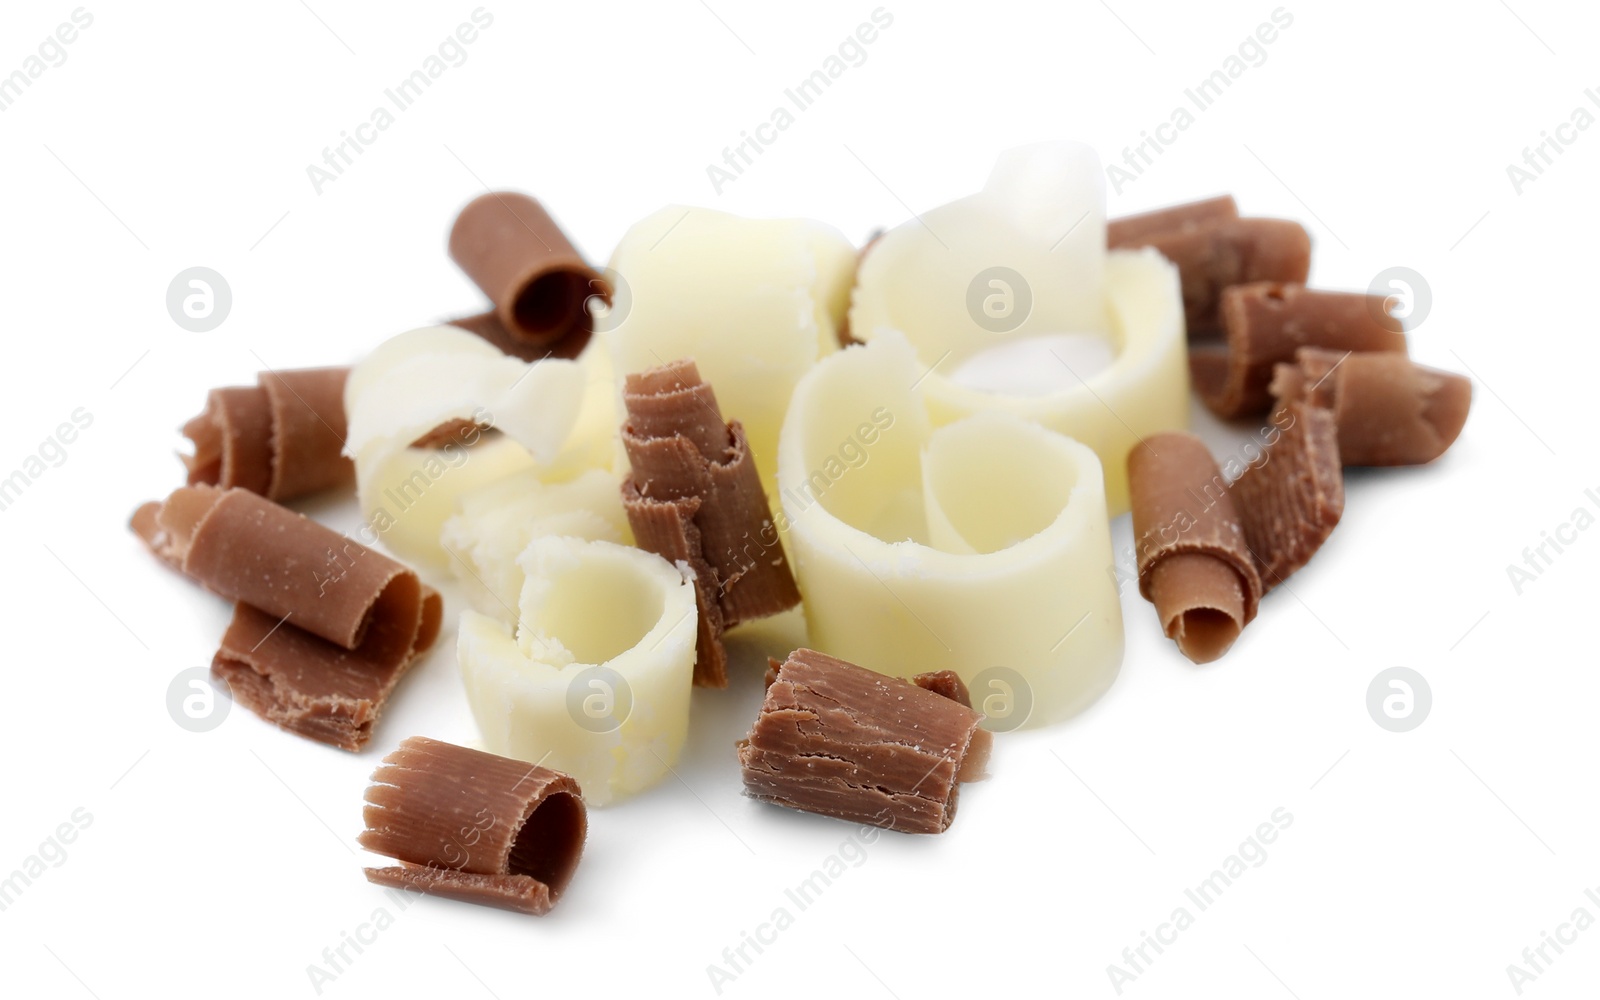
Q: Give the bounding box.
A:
[2,2,1596,998]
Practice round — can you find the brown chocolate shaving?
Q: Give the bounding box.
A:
[1107,194,1239,247]
[738,649,990,834]
[130,486,440,750]
[359,736,586,915]
[1128,432,1263,663]
[912,670,972,708]
[1193,283,1407,420]
[1272,348,1471,466]
[1109,214,1310,335]
[181,367,352,502]
[448,193,602,358]
[1231,402,1345,589]
[620,359,800,687]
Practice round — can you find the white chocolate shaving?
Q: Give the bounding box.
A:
[848,141,1187,513]
[458,536,697,806]
[776,332,1124,727]
[603,206,856,503]
[344,326,588,571]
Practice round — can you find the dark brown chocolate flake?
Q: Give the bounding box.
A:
[360,736,586,916]
[739,649,991,834]
[621,359,800,687]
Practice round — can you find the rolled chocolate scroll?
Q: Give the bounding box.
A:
[739,649,992,835]
[131,486,441,750]
[1191,282,1408,419]
[1230,402,1345,589]
[620,359,800,688]
[359,736,586,915]
[448,192,603,358]
[182,367,353,502]
[1271,348,1471,466]
[1128,432,1263,664]
[1108,204,1310,334]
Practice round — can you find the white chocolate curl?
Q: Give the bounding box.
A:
[603,207,857,503]
[344,326,588,571]
[848,141,1187,514]
[458,536,697,807]
[777,333,1124,727]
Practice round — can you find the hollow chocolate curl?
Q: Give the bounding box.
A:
[448,310,589,363]
[130,486,441,750]
[1109,212,1310,335]
[1271,348,1471,466]
[621,360,800,687]
[359,736,586,915]
[448,192,601,357]
[1127,432,1263,664]
[738,649,992,834]
[1231,402,1345,589]
[1107,194,1239,247]
[181,367,353,502]
[1192,282,1408,420]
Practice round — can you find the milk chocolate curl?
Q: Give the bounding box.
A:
[621,359,800,687]
[448,193,601,357]
[1231,403,1344,589]
[359,736,586,915]
[1272,348,1471,466]
[1107,194,1239,246]
[1128,432,1263,663]
[130,486,441,750]
[448,310,587,363]
[181,367,353,502]
[1192,283,1408,419]
[738,649,991,834]
[1109,214,1310,334]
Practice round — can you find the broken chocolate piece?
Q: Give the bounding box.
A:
[620,359,800,688]
[448,193,602,358]
[1271,348,1471,466]
[181,367,352,502]
[1230,402,1344,589]
[1127,433,1263,663]
[1109,215,1310,335]
[738,649,991,834]
[912,670,972,708]
[1191,283,1408,419]
[130,486,441,750]
[1107,194,1239,247]
[360,736,586,915]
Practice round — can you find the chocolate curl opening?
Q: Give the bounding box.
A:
[1195,283,1407,420]
[1274,348,1471,466]
[360,736,587,915]
[448,192,601,356]
[1147,553,1246,664]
